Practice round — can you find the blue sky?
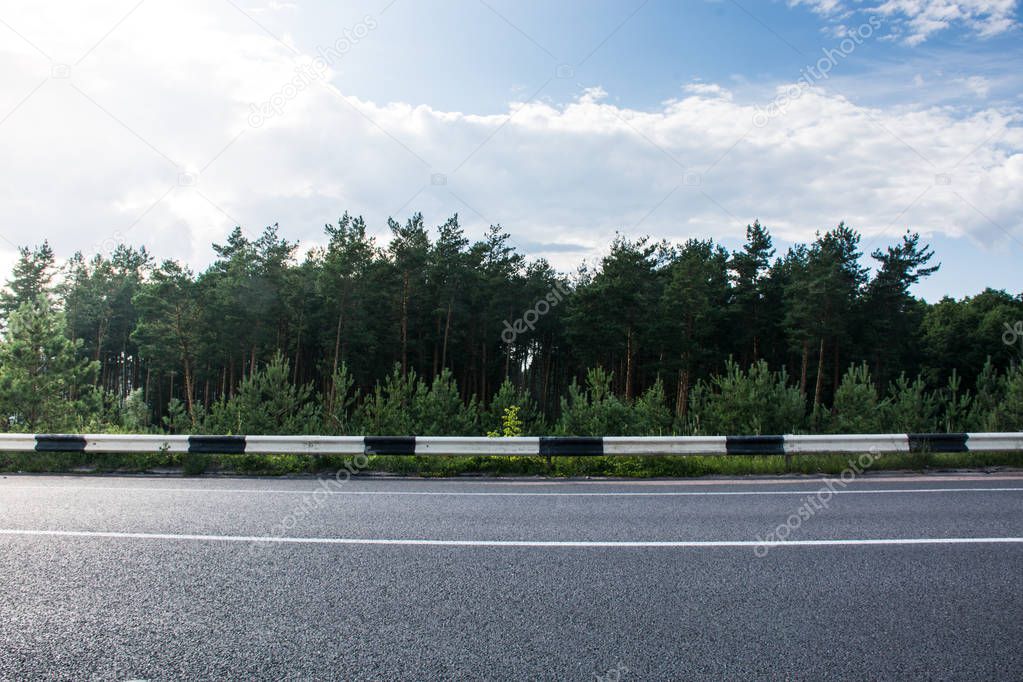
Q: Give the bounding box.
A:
[0,0,1020,301]
[295,0,1022,113]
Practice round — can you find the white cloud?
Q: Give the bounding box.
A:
[791,0,1018,43]
[0,0,1020,278]
[796,0,848,14]
[683,82,732,98]
[958,74,992,97]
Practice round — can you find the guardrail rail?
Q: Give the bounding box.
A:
[1,432,1021,456]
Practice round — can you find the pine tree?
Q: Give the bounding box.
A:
[938,369,972,432]
[687,360,804,435]
[995,365,1023,430]
[830,363,881,433]
[565,235,664,399]
[556,367,635,436]
[317,214,381,390]
[0,297,99,431]
[205,353,318,434]
[356,364,423,435]
[881,373,937,433]
[428,214,470,377]
[1,242,55,322]
[730,220,775,364]
[485,378,540,435]
[412,368,479,435]
[322,363,359,435]
[659,239,729,417]
[784,225,868,408]
[132,261,203,423]
[388,214,431,378]
[968,359,1003,431]
[632,379,674,435]
[865,231,938,385]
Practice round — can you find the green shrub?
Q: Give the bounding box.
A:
[120,388,152,432]
[881,373,937,432]
[969,359,1004,431]
[830,363,881,433]
[995,364,1023,430]
[687,359,804,435]
[204,353,318,435]
[487,405,524,438]
[162,398,191,434]
[484,379,541,435]
[413,368,479,435]
[632,379,674,435]
[0,298,101,432]
[556,367,634,436]
[322,363,359,434]
[938,369,972,432]
[355,364,422,435]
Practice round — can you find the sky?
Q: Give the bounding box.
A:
[0,0,1020,301]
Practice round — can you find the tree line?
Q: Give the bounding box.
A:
[0,214,1021,435]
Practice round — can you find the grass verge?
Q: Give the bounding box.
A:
[1,449,1021,477]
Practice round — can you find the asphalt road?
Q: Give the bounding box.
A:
[1,472,1021,680]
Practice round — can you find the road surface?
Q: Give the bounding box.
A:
[1,472,1021,680]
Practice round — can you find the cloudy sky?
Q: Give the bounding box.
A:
[0,0,1020,300]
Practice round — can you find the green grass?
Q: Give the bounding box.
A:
[1,449,1021,477]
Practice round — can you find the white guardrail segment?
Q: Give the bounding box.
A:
[602,436,728,456]
[86,434,190,453]
[0,434,39,451]
[414,437,540,456]
[964,432,1023,451]
[784,434,910,453]
[245,436,364,455]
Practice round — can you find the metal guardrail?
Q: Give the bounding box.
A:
[0,432,1020,455]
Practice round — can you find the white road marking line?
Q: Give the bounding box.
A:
[1,485,1023,497]
[1,529,1021,547]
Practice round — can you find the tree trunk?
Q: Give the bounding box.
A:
[400,271,409,377]
[800,341,809,396]
[832,339,840,412]
[481,340,488,400]
[813,337,825,407]
[441,299,453,371]
[182,358,196,425]
[541,344,552,416]
[625,326,634,400]
[293,306,304,385]
[676,366,690,417]
[332,306,344,377]
[433,315,441,379]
